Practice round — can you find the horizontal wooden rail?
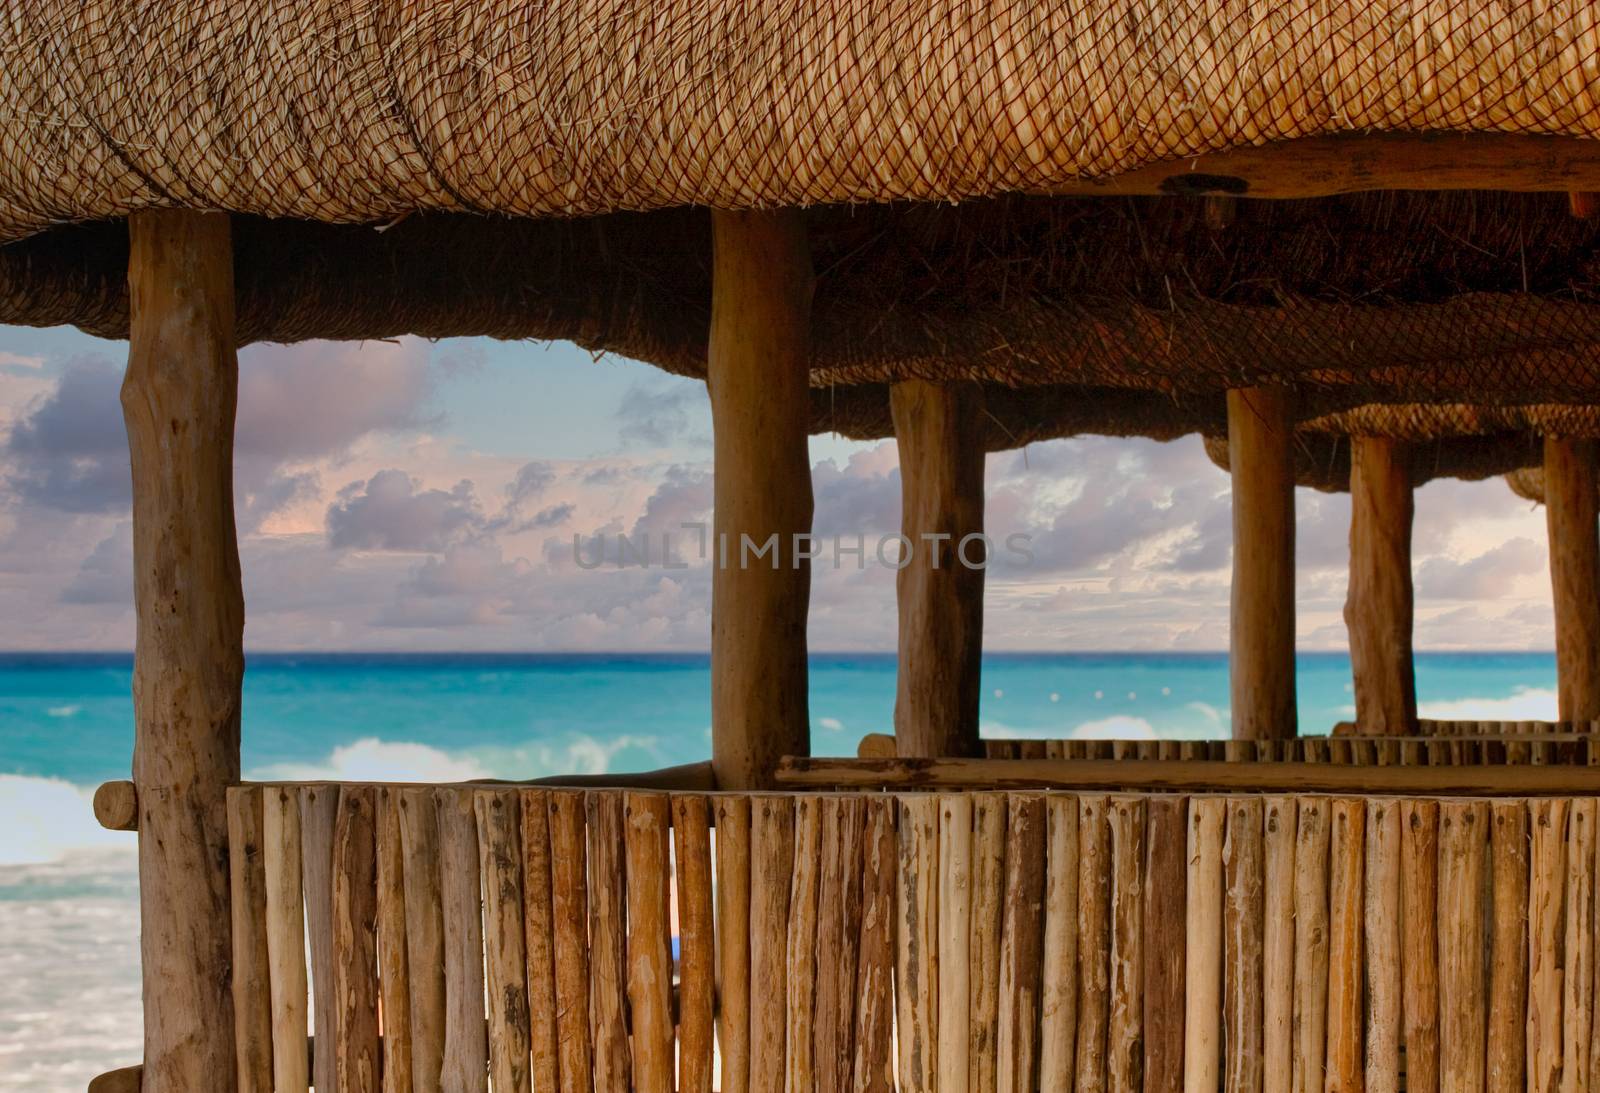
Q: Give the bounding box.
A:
[858,733,1598,764]
[778,756,1600,795]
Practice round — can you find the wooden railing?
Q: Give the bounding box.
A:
[226,782,1600,1093]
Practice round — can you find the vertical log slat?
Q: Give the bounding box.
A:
[263,787,309,1093]
[752,795,796,1093]
[814,796,866,1093]
[1324,800,1364,1093]
[1486,801,1528,1093]
[376,789,412,1093]
[855,797,897,1093]
[1224,798,1266,1093]
[1363,800,1401,1093]
[520,789,560,1093]
[1261,798,1296,1093]
[997,793,1047,1093]
[1106,797,1145,1093]
[476,790,532,1093]
[332,788,380,1093]
[715,796,753,1093]
[674,795,717,1093]
[1563,799,1595,1093]
[1291,799,1331,1093]
[548,791,593,1093]
[438,789,488,1093]
[299,786,340,1093]
[1403,802,1441,1093]
[1529,798,1569,1093]
[1184,798,1225,1093]
[786,796,823,1093]
[939,795,975,1093]
[623,792,674,1093]
[398,789,446,1093]
[1144,797,1187,1093]
[124,209,244,1093]
[1039,795,1079,1092]
[1438,802,1489,1093]
[970,794,1008,1093]
[1076,796,1112,1093]
[898,795,940,1093]
[587,792,629,1093]
[227,787,273,1093]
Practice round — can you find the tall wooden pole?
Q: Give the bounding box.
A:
[123,210,245,1092]
[707,209,814,788]
[890,380,986,758]
[1344,436,1417,734]
[1227,386,1298,739]
[1544,437,1600,723]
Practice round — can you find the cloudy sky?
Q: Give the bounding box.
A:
[0,324,1561,652]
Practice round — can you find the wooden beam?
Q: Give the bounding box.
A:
[775,756,1600,796]
[1038,133,1600,198]
[1344,437,1417,735]
[707,209,814,789]
[94,779,139,831]
[890,379,986,758]
[123,209,244,1093]
[1227,387,1297,740]
[1545,437,1600,723]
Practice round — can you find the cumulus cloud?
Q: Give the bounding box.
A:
[3,360,129,514]
[1415,538,1545,600]
[327,471,484,552]
[615,377,710,448]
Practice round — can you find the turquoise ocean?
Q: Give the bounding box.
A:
[0,651,1563,1088]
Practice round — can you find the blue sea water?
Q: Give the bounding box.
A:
[0,650,1563,1088]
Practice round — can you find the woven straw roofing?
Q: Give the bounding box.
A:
[4,0,1600,238]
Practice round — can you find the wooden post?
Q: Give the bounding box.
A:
[1228,386,1297,739]
[1545,437,1600,722]
[123,209,244,1093]
[891,379,987,758]
[707,209,814,788]
[1344,437,1417,734]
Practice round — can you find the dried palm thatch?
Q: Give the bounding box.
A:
[3,0,1600,240]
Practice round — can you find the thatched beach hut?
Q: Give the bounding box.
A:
[13,1,1600,1090]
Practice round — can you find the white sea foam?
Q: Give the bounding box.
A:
[1419,686,1558,722]
[0,775,134,867]
[248,736,492,782]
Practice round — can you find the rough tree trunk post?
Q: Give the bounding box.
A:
[890,380,987,758]
[123,209,245,1092]
[707,209,815,789]
[1544,437,1600,723]
[1228,386,1298,739]
[1344,436,1417,734]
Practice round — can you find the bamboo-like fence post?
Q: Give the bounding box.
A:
[814,796,865,1093]
[1145,797,1188,1093]
[715,796,753,1093]
[1077,796,1112,1093]
[397,790,445,1093]
[1040,796,1080,1090]
[547,792,592,1093]
[262,788,309,1093]
[376,789,412,1093]
[892,379,987,758]
[1363,800,1401,1093]
[332,788,380,1093]
[1528,799,1568,1093]
[939,795,975,1093]
[1345,436,1417,735]
[708,210,814,788]
[751,796,796,1093]
[1261,798,1296,1093]
[1228,385,1298,739]
[437,789,488,1093]
[623,793,673,1093]
[1224,799,1265,1093]
[299,787,339,1093]
[898,795,940,1093]
[674,795,717,1093]
[1438,803,1489,1093]
[786,796,823,1093]
[856,797,898,1093]
[123,208,244,1093]
[587,792,629,1093]
[1106,797,1146,1093]
[970,794,1008,1093]
[1562,799,1595,1093]
[1325,800,1364,1093]
[1291,799,1330,1093]
[475,790,531,1093]
[998,794,1047,1093]
[227,787,273,1093]
[1402,802,1440,1093]
[1184,799,1225,1093]
[519,790,559,1093]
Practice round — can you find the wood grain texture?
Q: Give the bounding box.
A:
[94,780,138,831]
[1106,796,1145,1093]
[476,790,532,1093]
[938,795,974,1093]
[891,378,986,759]
[814,796,866,1093]
[263,787,309,1093]
[586,792,629,1093]
[1324,800,1364,1093]
[623,792,673,1093]
[715,796,752,1093]
[547,791,592,1093]
[1290,799,1330,1093]
[1403,802,1441,1093]
[1224,798,1265,1093]
[397,789,445,1093]
[751,795,796,1093]
[1486,801,1527,1093]
[855,796,897,1093]
[1344,436,1417,734]
[1228,384,1298,740]
[997,793,1046,1093]
[708,208,813,789]
[519,789,560,1093]
[1039,795,1079,1093]
[123,209,244,1093]
[1438,802,1489,1093]
[299,786,340,1093]
[1363,800,1401,1093]
[1529,798,1569,1093]
[227,787,273,1093]
[1184,798,1225,1093]
[786,796,824,1093]
[332,788,380,1093]
[437,789,488,1093]
[1075,796,1112,1093]
[1546,437,1600,722]
[1563,799,1595,1093]
[1144,797,1187,1093]
[897,795,940,1093]
[376,789,412,1093]
[1261,798,1296,1093]
[969,794,1007,1093]
[673,794,717,1093]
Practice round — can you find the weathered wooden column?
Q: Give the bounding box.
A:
[1227,386,1298,739]
[890,379,986,758]
[1544,436,1600,723]
[123,210,245,1091]
[706,209,814,788]
[1344,436,1417,734]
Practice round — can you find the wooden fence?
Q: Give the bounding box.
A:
[975,737,1599,764]
[227,785,1600,1093]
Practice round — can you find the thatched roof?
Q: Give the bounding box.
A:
[6,6,1600,446]
[3,1,1599,239]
